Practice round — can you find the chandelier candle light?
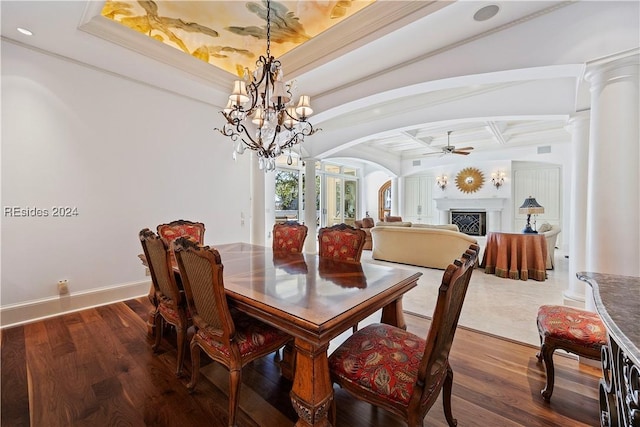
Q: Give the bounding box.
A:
[215,0,318,171]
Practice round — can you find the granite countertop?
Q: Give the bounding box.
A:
[577,272,640,367]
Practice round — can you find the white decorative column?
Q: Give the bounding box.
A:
[304,159,318,253]
[584,49,640,309]
[251,153,266,246]
[564,111,590,304]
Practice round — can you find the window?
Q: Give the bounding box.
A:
[275,169,301,223]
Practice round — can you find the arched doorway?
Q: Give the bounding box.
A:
[378,180,391,221]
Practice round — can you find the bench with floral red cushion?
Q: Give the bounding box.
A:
[536,304,607,401]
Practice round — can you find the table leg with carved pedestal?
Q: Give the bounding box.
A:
[290,340,333,427]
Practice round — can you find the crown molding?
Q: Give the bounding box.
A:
[78,4,234,92]
[281,1,450,79]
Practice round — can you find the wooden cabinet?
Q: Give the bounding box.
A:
[404,176,435,223]
[578,272,640,427]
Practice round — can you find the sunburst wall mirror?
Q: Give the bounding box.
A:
[455,167,484,193]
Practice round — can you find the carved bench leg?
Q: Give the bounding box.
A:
[539,340,556,402]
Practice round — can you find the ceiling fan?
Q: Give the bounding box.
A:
[424,131,474,156]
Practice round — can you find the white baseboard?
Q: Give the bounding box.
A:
[0,280,151,328]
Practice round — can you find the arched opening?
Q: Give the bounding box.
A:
[378,180,391,221]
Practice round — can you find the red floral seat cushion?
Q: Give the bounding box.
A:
[328,323,426,407]
[537,305,607,349]
[273,225,306,252]
[320,230,364,261]
[195,311,290,359]
[157,297,191,325]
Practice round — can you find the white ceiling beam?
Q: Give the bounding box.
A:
[400,131,434,147]
[485,121,508,145]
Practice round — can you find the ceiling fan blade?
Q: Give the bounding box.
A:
[452,150,471,155]
[455,147,474,151]
[422,151,444,157]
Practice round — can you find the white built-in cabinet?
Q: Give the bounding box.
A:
[513,165,561,232]
[403,175,436,223]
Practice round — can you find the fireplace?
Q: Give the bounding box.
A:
[451,211,486,236]
[434,198,506,234]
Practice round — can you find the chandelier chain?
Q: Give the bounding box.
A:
[266,0,271,58]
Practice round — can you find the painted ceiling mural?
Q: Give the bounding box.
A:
[101,0,374,77]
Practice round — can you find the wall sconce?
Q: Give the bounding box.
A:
[436,175,448,190]
[491,171,506,189]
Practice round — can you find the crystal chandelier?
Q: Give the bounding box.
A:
[215,0,318,172]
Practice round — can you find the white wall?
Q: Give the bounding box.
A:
[1,41,251,325]
[363,170,390,220]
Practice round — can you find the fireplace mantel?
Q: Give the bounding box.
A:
[434,198,507,211]
[434,198,508,232]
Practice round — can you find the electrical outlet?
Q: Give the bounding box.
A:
[145,268,151,276]
[57,279,69,295]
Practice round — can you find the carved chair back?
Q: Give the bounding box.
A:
[172,237,232,341]
[318,223,366,262]
[413,244,478,416]
[157,219,205,245]
[272,221,308,253]
[157,219,205,266]
[139,228,182,311]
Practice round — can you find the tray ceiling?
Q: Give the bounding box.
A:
[100,0,375,77]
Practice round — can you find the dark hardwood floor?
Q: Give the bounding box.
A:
[1,297,600,426]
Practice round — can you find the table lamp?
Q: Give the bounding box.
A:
[519,196,544,233]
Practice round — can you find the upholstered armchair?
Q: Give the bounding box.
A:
[173,237,292,427]
[538,223,561,269]
[353,217,375,250]
[383,214,403,222]
[328,244,479,427]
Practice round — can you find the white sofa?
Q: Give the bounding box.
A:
[538,223,561,269]
[371,225,478,269]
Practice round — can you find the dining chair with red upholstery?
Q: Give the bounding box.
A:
[318,223,366,262]
[143,220,205,336]
[157,219,206,253]
[172,237,292,427]
[272,221,308,253]
[318,223,367,332]
[328,244,479,427]
[139,228,191,377]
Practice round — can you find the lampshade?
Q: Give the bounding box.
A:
[519,197,544,214]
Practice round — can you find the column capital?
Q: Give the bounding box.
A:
[584,49,639,91]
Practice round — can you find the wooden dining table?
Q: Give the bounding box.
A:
[143,242,422,427]
[480,231,548,281]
